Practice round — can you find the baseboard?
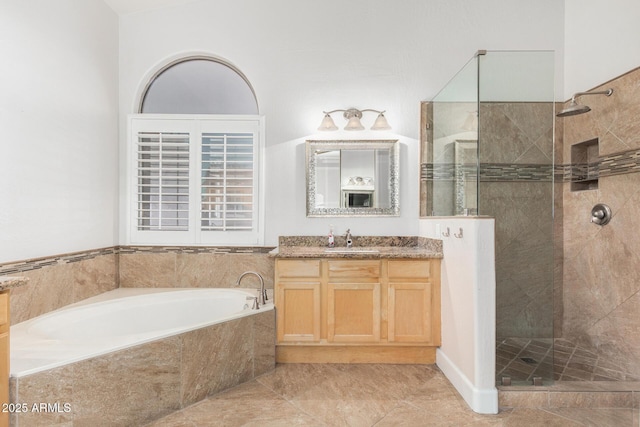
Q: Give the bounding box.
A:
[436,348,498,414]
[276,345,436,364]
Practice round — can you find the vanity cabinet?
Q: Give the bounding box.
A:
[275,258,440,364]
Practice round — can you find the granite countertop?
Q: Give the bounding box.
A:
[0,276,29,291]
[270,236,443,259]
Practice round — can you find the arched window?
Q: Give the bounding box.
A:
[128,57,264,246]
[140,57,258,114]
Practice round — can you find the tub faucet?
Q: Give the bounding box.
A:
[236,271,267,305]
[345,229,353,248]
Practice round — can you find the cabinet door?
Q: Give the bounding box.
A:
[387,260,439,344]
[277,282,321,342]
[388,282,432,342]
[327,282,380,342]
[276,259,322,343]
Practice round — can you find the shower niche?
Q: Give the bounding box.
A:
[421,50,556,386]
[570,138,599,191]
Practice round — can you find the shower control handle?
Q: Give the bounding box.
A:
[590,204,612,226]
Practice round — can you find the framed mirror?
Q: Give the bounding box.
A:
[306,140,399,217]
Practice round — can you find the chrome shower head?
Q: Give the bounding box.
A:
[557,99,591,117]
[556,88,613,117]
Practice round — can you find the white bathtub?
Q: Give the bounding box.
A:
[11,288,274,377]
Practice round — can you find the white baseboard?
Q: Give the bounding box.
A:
[436,348,498,414]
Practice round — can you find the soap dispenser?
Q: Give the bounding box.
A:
[328,225,335,248]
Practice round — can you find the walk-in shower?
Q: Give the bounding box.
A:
[421,50,556,386]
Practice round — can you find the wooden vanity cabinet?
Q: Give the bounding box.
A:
[275,258,440,364]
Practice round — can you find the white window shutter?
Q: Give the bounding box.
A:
[128,115,264,246]
[136,132,190,231]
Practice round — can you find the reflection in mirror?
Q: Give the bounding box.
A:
[454,140,478,215]
[306,140,399,217]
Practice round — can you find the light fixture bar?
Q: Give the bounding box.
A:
[317,108,391,131]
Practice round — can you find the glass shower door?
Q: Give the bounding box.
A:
[478,51,556,386]
[425,50,556,386]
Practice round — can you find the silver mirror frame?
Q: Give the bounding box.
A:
[306,139,400,217]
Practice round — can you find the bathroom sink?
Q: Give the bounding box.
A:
[324,248,380,254]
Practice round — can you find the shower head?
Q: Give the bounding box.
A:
[556,88,613,117]
[557,99,591,117]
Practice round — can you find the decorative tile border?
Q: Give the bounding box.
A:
[421,163,555,182]
[421,147,640,184]
[0,246,276,276]
[119,246,275,255]
[598,149,640,177]
[0,247,118,276]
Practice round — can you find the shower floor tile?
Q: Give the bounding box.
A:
[497,337,638,384]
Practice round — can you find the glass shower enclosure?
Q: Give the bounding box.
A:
[422,50,556,386]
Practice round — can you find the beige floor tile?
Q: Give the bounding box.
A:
[256,363,343,400]
[546,408,636,427]
[330,363,440,400]
[146,411,195,427]
[375,402,448,426]
[146,364,635,427]
[503,408,584,426]
[153,381,320,427]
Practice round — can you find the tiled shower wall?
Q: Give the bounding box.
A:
[0,246,275,324]
[422,100,558,339]
[478,102,556,340]
[561,66,640,378]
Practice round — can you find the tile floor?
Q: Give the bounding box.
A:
[146,363,639,426]
[497,338,640,384]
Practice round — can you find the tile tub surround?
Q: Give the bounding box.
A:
[10,309,275,426]
[2,249,118,324]
[118,246,275,290]
[561,65,640,380]
[0,246,276,323]
[0,276,29,291]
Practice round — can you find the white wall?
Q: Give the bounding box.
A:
[420,217,497,414]
[118,0,565,246]
[564,0,640,98]
[0,0,120,263]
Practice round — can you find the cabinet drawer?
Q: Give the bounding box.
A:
[328,260,380,278]
[388,260,431,279]
[277,259,321,278]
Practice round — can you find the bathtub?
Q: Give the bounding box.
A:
[10,287,276,425]
[11,287,274,377]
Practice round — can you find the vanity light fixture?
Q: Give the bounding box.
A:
[318,108,391,131]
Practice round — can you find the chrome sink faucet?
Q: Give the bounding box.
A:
[345,229,353,248]
[236,271,267,306]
